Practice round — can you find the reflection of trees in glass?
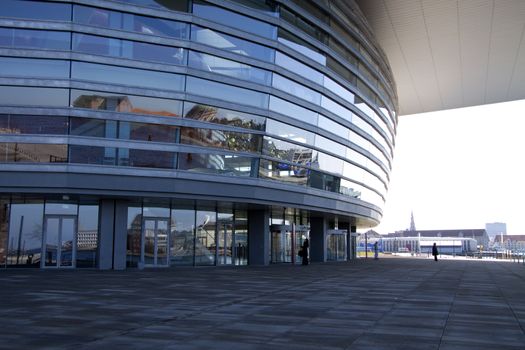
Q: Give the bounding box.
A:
[184,103,265,130]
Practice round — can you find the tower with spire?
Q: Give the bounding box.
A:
[409,211,416,232]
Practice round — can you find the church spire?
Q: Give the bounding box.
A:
[409,211,416,231]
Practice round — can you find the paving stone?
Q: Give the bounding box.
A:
[0,258,524,349]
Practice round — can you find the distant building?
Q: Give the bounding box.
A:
[380,236,477,255]
[387,229,489,250]
[493,234,525,251]
[485,223,507,240]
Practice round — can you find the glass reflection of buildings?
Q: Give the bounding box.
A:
[0,0,397,269]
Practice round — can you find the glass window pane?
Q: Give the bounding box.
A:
[0,115,68,135]
[277,30,326,66]
[114,0,188,12]
[124,149,176,169]
[180,127,261,153]
[77,204,99,268]
[189,51,271,85]
[1,143,67,163]
[229,0,277,16]
[72,33,187,66]
[275,52,323,85]
[126,204,142,267]
[0,57,69,79]
[186,77,269,109]
[71,90,182,117]
[265,119,315,145]
[3,0,71,21]
[1,28,71,50]
[321,96,353,123]
[0,87,68,107]
[316,151,344,176]
[69,145,116,165]
[191,25,274,62]
[272,74,321,105]
[234,209,248,265]
[195,210,216,266]
[308,170,340,193]
[315,135,346,157]
[258,159,308,186]
[193,0,276,39]
[119,122,178,143]
[71,62,185,91]
[317,115,349,139]
[263,136,313,166]
[170,207,195,266]
[324,76,355,104]
[7,201,44,267]
[178,153,253,176]
[70,118,116,138]
[269,96,318,125]
[184,102,265,131]
[74,5,189,40]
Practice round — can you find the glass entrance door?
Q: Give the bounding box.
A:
[142,218,169,267]
[271,225,292,263]
[327,231,347,261]
[43,215,76,268]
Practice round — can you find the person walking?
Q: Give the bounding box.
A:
[373,241,379,260]
[301,238,309,265]
[432,243,439,261]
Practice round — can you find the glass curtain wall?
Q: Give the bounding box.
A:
[3,198,98,268]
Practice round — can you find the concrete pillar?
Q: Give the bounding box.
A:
[350,225,356,259]
[98,199,115,270]
[112,200,128,270]
[248,209,269,265]
[310,217,327,262]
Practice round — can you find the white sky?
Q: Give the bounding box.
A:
[370,99,525,235]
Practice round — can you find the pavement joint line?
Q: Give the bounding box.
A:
[437,260,466,350]
[486,262,525,335]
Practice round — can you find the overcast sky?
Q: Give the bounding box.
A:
[369,98,525,235]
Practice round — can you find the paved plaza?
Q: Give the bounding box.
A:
[1,257,524,349]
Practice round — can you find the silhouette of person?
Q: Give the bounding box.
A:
[432,243,439,261]
[301,238,309,265]
[374,241,379,260]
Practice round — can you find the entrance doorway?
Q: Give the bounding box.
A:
[326,230,347,261]
[142,217,169,267]
[42,215,77,268]
[270,224,308,264]
[271,225,292,263]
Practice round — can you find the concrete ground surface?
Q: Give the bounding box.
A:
[1,257,524,349]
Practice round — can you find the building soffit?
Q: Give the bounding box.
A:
[357,0,525,116]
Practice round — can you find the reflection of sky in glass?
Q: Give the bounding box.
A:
[9,203,44,251]
[79,205,99,232]
[0,87,68,107]
[0,57,69,78]
[172,209,195,232]
[193,1,276,39]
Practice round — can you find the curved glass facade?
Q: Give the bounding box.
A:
[0,0,397,269]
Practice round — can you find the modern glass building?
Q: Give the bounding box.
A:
[0,0,397,269]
